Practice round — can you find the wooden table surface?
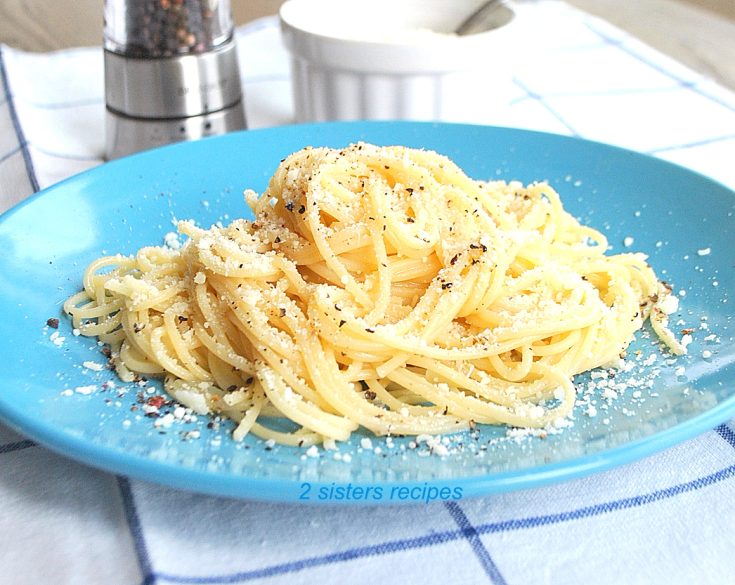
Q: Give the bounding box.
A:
[0,0,734,91]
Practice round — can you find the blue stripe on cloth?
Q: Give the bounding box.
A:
[149,460,735,584]
[582,19,735,114]
[237,16,279,36]
[12,96,103,110]
[512,85,692,101]
[476,462,735,535]
[715,423,735,449]
[0,144,22,165]
[0,439,36,455]
[117,477,156,585]
[511,76,581,136]
[445,501,507,585]
[241,74,290,85]
[29,143,103,162]
[0,45,40,192]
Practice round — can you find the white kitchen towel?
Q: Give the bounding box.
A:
[1,2,735,584]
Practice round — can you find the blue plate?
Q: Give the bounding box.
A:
[1,121,733,504]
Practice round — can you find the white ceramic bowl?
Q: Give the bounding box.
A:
[279,0,519,123]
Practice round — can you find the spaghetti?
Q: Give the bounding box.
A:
[65,143,684,446]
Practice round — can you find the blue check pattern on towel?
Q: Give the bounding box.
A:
[2,2,735,584]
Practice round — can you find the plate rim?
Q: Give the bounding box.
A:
[4,119,735,224]
[2,379,734,503]
[1,120,733,503]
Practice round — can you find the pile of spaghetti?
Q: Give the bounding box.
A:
[65,143,683,446]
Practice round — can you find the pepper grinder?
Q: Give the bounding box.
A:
[104,0,246,159]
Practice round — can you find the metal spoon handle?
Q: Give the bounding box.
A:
[455,0,505,36]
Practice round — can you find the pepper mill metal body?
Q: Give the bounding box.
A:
[104,0,246,159]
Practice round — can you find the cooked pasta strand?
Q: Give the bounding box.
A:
[65,143,684,445]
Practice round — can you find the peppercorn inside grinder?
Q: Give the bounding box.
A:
[104,0,246,159]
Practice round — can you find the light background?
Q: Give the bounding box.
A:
[0,0,734,91]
